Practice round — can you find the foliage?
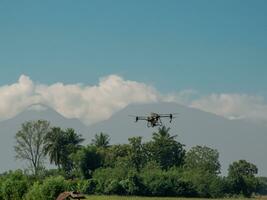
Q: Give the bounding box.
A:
[85,196,256,200]
[185,145,221,174]
[44,127,84,175]
[141,165,195,197]
[93,166,128,194]
[182,168,228,198]
[44,127,64,167]
[92,162,146,195]
[0,170,29,200]
[71,145,103,179]
[41,176,68,200]
[8,121,263,198]
[257,177,267,195]
[101,144,131,167]
[128,137,146,171]
[77,179,97,194]
[91,132,110,148]
[146,126,185,169]
[14,120,50,175]
[24,182,43,200]
[25,176,73,200]
[227,160,259,197]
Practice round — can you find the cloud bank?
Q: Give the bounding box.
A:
[191,94,267,122]
[0,75,160,124]
[0,75,267,125]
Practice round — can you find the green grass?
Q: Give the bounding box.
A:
[85,196,255,200]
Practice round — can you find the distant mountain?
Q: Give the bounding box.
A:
[0,104,89,172]
[89,102,267,176]
[1,102,266,176]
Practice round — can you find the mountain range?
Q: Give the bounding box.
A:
[0,103,266,176]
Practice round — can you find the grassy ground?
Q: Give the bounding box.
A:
[85,196,255,200]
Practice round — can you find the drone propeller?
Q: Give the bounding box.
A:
[158,113,178,117]
[128,115,138,122]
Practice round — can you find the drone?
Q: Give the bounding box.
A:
[129,112,178,128]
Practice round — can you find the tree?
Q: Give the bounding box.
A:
[147,126,185,169]
[44,127,84,174]
[227,160,258,197]
[44,127,64,168]
[128,137,146,171]
[71,146,102,179]
[185,145,221,175]
[91,132,110,148]
[101,144,131,167]
[257,177,267,195]
[14,120,50,175]
[182,168,226,198]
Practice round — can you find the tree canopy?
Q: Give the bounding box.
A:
[10,122,266,198]
[185,145,221,174]
[44,127,84,174]
[14,120,50,175]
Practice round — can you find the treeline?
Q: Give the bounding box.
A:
[0,120,266,200]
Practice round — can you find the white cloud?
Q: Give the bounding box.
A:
[164,89,199,105]
[190,93,267,122]
[0,74,267,125]
[36,75,161,124]
[0,75,160,124]
[0,75,41,120]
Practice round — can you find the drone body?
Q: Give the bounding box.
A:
[130,112,177,127]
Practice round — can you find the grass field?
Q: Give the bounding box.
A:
[85,196,257,200]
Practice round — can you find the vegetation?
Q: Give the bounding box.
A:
[91,132,110,148]
[44,127,84,176]
[14,120,50,175]
[0,120,266,199]
[84,197,260,200]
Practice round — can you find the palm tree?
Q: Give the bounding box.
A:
[64,128,84,150]
[150,126,184,169]
[152,126,177,142]
[91,132,110,148]
[44,127,84,170]
[44,127,64,168]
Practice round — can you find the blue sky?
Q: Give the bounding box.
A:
[0,0,266,96]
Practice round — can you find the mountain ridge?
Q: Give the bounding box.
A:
[0,102,266,176]
[0,104,90,172]
[89,102,267,176]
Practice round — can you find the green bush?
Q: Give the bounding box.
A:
[257,177,267,195]
[77,179,96,194]
[182,169,227,198]
[208,176,228,198]
[1,170,29,200]
[93,167,126,194]
[24,182,43,200]
[40,176,68,200]
[25,176,68,200]
[0,176,4,199]
[120,171,144,195]
[141,167,194,197]
[105,179,125,195]
[92,165,145,195]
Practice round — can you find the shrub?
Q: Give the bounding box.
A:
[120,171,145,195]
[77,179,96,194]
[40,176,68,200]
[257,177,267,195]
[24,182,43,200]
[1,170,29,200]
[182,169,227,198]
[141,166,195,197]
